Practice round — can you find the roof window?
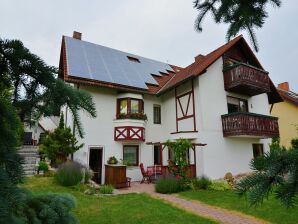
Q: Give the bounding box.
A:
[127,56,140,63]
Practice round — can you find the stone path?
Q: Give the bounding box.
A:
[117,182,268,224]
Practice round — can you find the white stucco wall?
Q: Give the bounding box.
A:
[195,57,271,179]
[66,56,273,182]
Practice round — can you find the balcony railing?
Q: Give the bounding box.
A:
[221,112,279,138]
[114,126,145,141]
[223,63,270,96]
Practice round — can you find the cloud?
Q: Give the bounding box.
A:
[0,0,297,91]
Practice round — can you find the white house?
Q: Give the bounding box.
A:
[59,31,282,184]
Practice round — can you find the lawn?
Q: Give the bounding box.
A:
[179,190,298,224]
[23,176,216,224]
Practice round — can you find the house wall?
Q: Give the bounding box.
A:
[271,101,298,148]
[195,58,271,179]
[66,57,273,182]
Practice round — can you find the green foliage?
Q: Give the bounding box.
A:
[0,38,96,137]
[236,138,298,207]
[99,185,114,194]
[193,0,281,52]
[107,156,118,164]
[40,113,84,165]
[209,180,231,191]
[44,170,56,177]
[155,178,183,194]
[191,176,212,190]
[56,161,83,187]
[0,37,83,223]
[83,168,94,184]
[22,192,77,224]
[38,161,49,172]
[165,139,192,181]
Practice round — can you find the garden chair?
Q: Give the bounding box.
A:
[140,163,153,184]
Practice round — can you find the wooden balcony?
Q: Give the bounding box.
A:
[114,126,145,141]
[223,63,270,96]
[221,112,279,138]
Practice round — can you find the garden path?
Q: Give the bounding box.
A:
[117,182,268,224]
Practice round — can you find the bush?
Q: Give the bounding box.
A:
[44,170,56,177]
[190,176,212,190]
[83,168,94,184]
[56,161,83,186]
[23,192,77,223]
[38,161,49,173]
[155,178,182,194]
[208,180,231,191]
[99,185,114,194]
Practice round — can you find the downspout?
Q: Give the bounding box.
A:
[270,103,274,114]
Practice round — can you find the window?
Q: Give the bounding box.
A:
[117,98,143,117]
[119,99,128,114]
[227,96,248,113]
[252,144,264,159]
[127,56,140,63]
[131,99,140,114]
[154,145,162,165]
[123,145,139,166]
[168,149,175,161]
[153,105,161,124]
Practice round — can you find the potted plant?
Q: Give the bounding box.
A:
[107,156,118,165]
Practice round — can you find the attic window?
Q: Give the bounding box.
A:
[127,56,140,63]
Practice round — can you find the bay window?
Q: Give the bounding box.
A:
[117,98,143,118]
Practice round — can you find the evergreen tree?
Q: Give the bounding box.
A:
[40,113,84,165]
[236,138,298,207]
[0,37,96,222]
[193,0,281,51]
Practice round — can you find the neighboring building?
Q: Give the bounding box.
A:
[271,82,298,148]
[59,31,282,183]
[23,117,59,145]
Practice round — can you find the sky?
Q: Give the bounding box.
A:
[1,0,297,92]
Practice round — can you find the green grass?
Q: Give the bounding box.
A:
[22,176,216,224]
[179,190,298,224]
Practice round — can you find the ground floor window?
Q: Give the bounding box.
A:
[154,145,162,165]
[123,145,139,166]
[252,144,264,158]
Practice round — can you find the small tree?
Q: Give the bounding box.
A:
[236,137,298,207]
[40,113,83,165]
[165,139,192,181]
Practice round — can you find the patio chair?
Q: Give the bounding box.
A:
[140,163,153,184]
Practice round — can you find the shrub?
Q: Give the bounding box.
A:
[56,161,83,186]
[99,185,114,194]
[38,161,49,173]
[209,180,231,191]
[23,193,77,223]
[155,178,182,194]
[83,168,94,184]
[191,176,212,190]
[44,170,56,177]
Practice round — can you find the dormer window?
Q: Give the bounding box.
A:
[127,56,140,63]
[117,98,145,120]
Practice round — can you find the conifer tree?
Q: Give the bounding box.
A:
[0,37,96,222]
[193,0,281,51]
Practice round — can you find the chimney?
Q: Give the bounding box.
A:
[195,54,205,62]
[278,82,290,91]
[73,31,82,40]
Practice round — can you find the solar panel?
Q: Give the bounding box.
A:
[64,36,173,89]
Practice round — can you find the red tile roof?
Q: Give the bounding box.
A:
[158,35,251,94]
[277,88,298,106]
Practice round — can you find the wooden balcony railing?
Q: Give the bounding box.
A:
[223,63,270,96]
[221,112,279,138]
[114,126,145,141]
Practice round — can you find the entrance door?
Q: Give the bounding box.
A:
[89,147,103,184]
